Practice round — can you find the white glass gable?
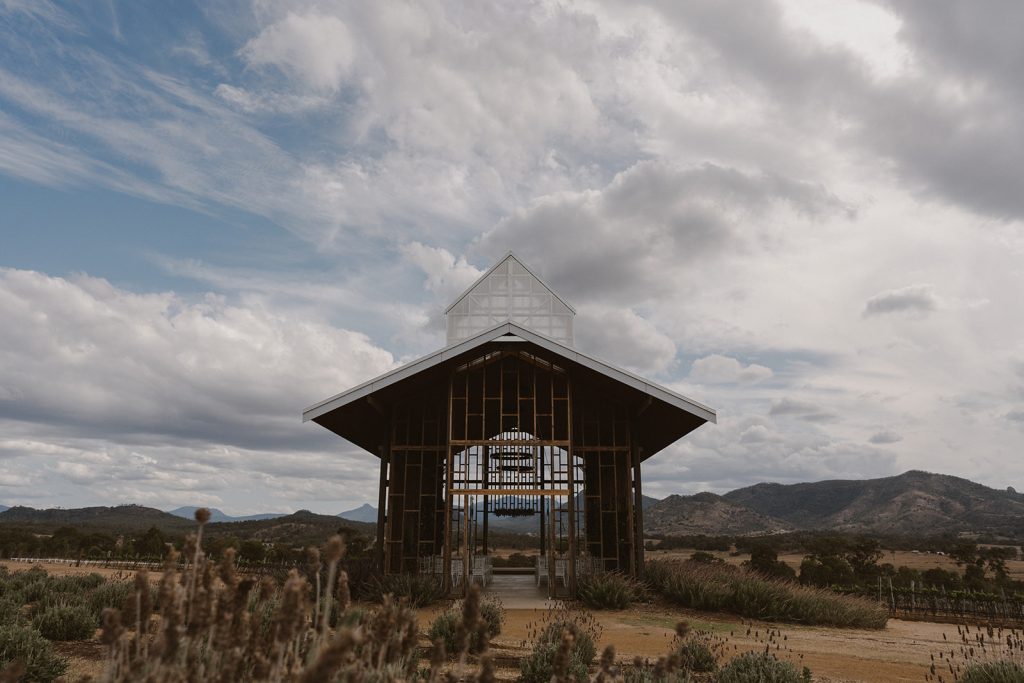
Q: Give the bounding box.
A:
[446,254,575,346]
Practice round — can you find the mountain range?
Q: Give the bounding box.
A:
[167,506,287,523]
[2,471,1021,539]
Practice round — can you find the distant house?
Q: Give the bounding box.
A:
[303,253,716,597]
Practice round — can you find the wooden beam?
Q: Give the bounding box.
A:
[452,488,570,496]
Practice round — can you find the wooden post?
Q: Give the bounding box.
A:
[632,445,645,578]
[443,379,455,593]
[376,443,389,574]
[539,446,546,556]
[482,445,489,556]
[566,452,577,597]
[548,493,556,598]
[463,493,470,595]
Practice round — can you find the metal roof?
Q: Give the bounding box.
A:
[303,321,716,459]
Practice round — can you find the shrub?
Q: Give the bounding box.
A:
[0,623,69,682]
[361,573,445,607]
[676,639,717,673]
[50,573,106,593]
[0,596,25,626]
[519,607,601,683]
[427,611,463,655]
[620,667,691,683]
[428,595,504,656]
[87,580,133,623]
[480,595,504,639]
[577,571,644,610]
[32,604,97,641]
[716,652,806,683]
[19,579,51,604]
[646,560,887,629]
[960,661,1024,683]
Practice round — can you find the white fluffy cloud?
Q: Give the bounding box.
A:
[689,355,773,384]
[240,12,355,93]
[0,268,395,511]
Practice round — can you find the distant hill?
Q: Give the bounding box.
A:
[0,505,375,547]
[338,504,377,523]
[0,505,8,513]
[168,506,286,523]
[207,510,375,546]
[0,504,194,534]
[722,470,1024,537]
[644,492,791,536]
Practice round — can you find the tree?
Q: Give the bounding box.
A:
[134,527,166,557]
[845,538,883,578]
[746,545,796,581]
[239,540,266,562]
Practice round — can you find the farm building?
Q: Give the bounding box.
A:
[303,253,716,597]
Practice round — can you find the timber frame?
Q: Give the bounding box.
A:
[303,255,715,598]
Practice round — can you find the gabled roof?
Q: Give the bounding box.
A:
[303,321,716,460]
[444,252,576,315]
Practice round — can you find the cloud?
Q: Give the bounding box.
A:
[573,306,678,376]
[863,284,938,318]
[240,12,355,93]
[0,268,394,452]
[869,430,903,444]
[768,397,838,423]
[401,242,482,300]
[641,413,898,497]
[1006,411,1024,423]
[474,160,846,306]
[689,354,773,384]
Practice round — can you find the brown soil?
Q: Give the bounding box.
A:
[420,603,950,682]
[0,559,148,582]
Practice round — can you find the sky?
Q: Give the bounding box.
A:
[1,0,1022,515]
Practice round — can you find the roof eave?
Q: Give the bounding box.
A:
[302,320,716,426]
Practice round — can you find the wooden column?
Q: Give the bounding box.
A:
[632,445,645,578]
[482,445,489,555]
[566,383,577,597]
[624,446,636,576]
[375,443,389,573]
[443,379,455,593]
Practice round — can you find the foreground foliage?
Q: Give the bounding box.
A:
[518,605,602,683]
[428,595,504,655]
[1,513,821,682]
[646,559,888,629]
[0,622,68,682]
[577,571,645,610]
[715,652,808,683]
[928,624,1024,683]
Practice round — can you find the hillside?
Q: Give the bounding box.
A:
[338,503,377,523]
[0,504,194,534]
[722,470,1024,536]
[644,492,791,536]
[206,510,376,546]
[168,506,286,523]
